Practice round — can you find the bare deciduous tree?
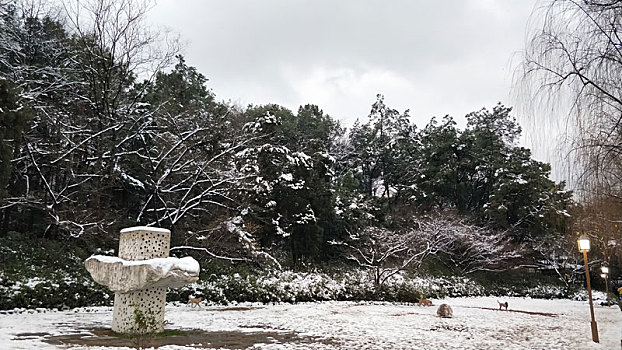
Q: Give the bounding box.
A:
[518,0,622,199]
[331,226,438,288]
[332,213,521,288]
[1,0,180,237]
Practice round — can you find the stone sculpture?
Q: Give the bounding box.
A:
[437,303,453,318]
[85,226,199,333]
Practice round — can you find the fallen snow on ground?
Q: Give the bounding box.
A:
[1,296,620,349]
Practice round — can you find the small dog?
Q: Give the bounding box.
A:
[188,296,203,308]
[497,300,508,310]
[418,299,433,306]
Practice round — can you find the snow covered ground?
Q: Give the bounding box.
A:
[1,296,620,349]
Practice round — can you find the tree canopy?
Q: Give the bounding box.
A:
[0,0,573,272]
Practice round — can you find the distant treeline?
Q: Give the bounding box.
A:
[0,0,572,273]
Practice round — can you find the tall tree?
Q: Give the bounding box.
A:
[0,0,179,237]
[368,94,412,199]
[406,115,460,209]
[459,104,521,211]
[347,94,412,199]
[0,2,79,235]
[520,0,622,199]
[240,104,341,267]
[279,104,343,153]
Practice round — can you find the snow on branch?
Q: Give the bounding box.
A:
[332,212,522,287]
[170,216,282,269]
[170,246,250,263]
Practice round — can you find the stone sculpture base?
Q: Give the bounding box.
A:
[85,226,199,335]
[112,287,167,333]
[113,227,170,334]
[84,226,201,334]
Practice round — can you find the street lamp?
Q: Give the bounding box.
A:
[578,234,599,343]
[601,266,610,306]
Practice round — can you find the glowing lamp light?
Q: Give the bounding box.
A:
[601,273,607,279]
[601,266,609,275]
[577,235,591,252]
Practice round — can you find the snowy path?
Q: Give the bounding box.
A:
[1,297,620,349]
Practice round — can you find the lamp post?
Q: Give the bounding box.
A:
[601,266,610,306]
[578,235,599,343]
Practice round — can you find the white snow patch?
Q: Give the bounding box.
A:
[120,173,145,190]
[120,226,171,234]
[0,297,619,349]
[280,173,294,182]
[86,255,200,275]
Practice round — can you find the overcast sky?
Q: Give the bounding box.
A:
[148,0,540,130]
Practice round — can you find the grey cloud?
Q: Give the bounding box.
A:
[150,0,538,125]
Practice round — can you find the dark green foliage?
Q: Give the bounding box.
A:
[346,121,377,196]
[469,270,580,299]
[0,232,113,309]
[142,55,214,117]
[240,104,344,267]
[281,104,344,153]
[460,105,571,240]
[346,94,413,200]
[131,303,160,334]
[400,104,571,240]
[405,115,460,209]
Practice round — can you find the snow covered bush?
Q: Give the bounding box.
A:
[169,270,506,305]
[0,233,113,309]
[173,267,583,306]
[0,234,575,310]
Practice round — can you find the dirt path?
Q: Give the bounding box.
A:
[465,306,558,317]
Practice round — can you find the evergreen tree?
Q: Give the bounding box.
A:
[407,115,460,209]
[346,95,412,199]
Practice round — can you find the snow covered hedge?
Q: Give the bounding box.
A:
[0,234,578,310]
[1,266,578,310]
[0,233,113,310]
[168,270,577,305]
